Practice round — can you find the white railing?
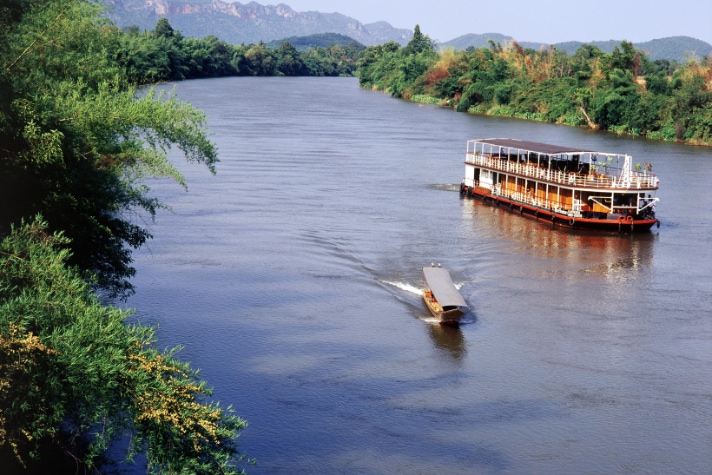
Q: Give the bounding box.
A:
[489,184,563,214]
[465,152,659,189]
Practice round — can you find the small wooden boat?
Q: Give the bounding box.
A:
[422,265,469,326]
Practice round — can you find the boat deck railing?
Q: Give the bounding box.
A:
[490,184,576,216]
[465,152,659,189]
[486,184,650,218]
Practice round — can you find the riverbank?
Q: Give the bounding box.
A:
[358,35,712,148]
[407,92,712,147]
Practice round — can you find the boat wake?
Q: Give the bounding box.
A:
[420,316,443,325]
[378,279,469,298]
[379,280,422,295]
[378,278,475,326]
[429,183,462,192]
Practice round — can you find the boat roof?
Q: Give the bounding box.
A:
[473,138,597,155]
[422,266,468,308]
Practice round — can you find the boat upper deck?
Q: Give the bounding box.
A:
[465,138,659,190]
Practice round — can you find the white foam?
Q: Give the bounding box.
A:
[379,280,422,295]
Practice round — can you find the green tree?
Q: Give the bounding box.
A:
[670,66,712,141]
[0,0,216,297]
[403,24,434,56]
[605,40,642,75]
[183,35,238,77]
[275,41,308,75]
[154,16,175,39]
[114,27,173,84]
[645,71,670,95]
[591,68,641,130]
[242,42,277,75]
[0,218,247,473]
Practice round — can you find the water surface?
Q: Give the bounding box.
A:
[127,77,712,474]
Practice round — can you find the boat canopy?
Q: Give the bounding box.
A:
[472,138,597,156]
[466,138,638,175]
[422,266,468,309]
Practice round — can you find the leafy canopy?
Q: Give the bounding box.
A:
[0,218,247,473]
[358,30,712,145]
[0,1,249,472]
[0,0,217,298]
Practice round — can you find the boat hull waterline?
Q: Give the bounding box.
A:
[459,138,660,233]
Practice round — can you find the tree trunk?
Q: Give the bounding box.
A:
[580,106,599,130]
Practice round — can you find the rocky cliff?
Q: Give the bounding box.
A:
[103,0,412,46]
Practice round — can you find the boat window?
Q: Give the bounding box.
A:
[613,193,638,206]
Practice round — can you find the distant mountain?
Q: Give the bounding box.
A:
[438,33,512,51]
[441,34,712,63]
[102,1,710,62]
[101,0,412,46]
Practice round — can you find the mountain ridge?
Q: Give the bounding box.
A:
[443,33,712,62]
[102,0,412,45]
[102,1,712,61]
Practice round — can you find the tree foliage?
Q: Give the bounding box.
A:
[357,26,438,100]
[0,218,247,473]
[0,1,248,472]
[358,31,712,146]
[1,0,219,297]
[112,20,362,83]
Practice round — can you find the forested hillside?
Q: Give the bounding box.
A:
[359,27,712,145]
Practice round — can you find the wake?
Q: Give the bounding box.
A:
[379,279,468,294]
[379,280,422,295]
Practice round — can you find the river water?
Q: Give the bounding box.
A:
[127,77,712,474]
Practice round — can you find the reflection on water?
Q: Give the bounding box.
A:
[460,195,657,281]
[427,324,466,361]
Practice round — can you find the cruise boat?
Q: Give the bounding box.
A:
[459,138,660,232]
[422,265,469,326]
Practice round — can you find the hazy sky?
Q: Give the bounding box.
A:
[280,0,712,46]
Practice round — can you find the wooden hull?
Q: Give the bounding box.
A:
[460,185,660,233]
[422,290,467,326]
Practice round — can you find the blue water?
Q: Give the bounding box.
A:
[125,77,712,474]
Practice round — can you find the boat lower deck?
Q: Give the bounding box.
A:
[460,184,660,233]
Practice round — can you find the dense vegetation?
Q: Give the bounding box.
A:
[1,1,247,473]
[265,33,366,52]
[115,19,362,84]
[358,26,712,145]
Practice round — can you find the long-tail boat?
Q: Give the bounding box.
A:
[422,265,469,326]
[459,138,660,233]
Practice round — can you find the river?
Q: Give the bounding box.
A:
[126,77,712,474]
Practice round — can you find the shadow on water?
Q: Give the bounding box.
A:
[427,323,467,360]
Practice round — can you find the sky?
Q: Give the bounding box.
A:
[279,0,712,46]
